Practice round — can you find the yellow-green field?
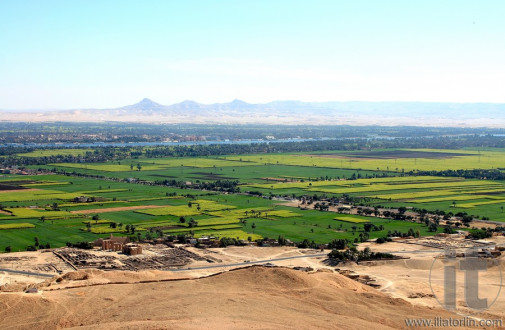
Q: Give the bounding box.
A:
[5,147,505,253]
[194,230,262,240]
[264,210,301,218]
[458,199,505,208]
[228,149,505,172]
[22,181,71,187]
[196,217,241,225]
[53,163,168,172]
[191,199,235,211]
[4,208,75,219]
[17,149,93,157]
[140,157,261,168]
[0,189,89,203]
[333,215,371,223]
[246,175,461,190]
[410,195,504,203]
[136,206,201,217]
[0,223,35,230]
[52,157,263,172]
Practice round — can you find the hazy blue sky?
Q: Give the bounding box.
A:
[1,0,504,109]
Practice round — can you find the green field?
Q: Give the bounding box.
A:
[227,149,505,172]
[4,147,505,252]
[333,215,371,223]
[54,163,168,172]
[136,206,202,217]
[17,148,93,157]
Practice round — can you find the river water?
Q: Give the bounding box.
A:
[0,137,342,148]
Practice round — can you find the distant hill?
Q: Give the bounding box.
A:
[121,98,166,111]
[1,99,505,127]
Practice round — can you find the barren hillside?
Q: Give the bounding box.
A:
[0,266,470,329]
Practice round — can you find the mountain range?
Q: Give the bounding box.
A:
[1,98,505,127]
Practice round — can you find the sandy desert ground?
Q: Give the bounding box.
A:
[1,241,505,329]
[2,110,505,128]
[0,265,482,330]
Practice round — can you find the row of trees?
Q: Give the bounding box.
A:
[7,133,505,167]
[328,247,395,262]
[2,122,503,145]
[155,179,240,193]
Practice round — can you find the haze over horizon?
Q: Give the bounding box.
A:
[1,0,505,110]
[3,97,505,113]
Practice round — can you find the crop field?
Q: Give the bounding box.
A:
[373,189,464,200]
[195,217,241,226]
[136,205,202,217]
[191,199,235,211]
[53,163,168,172]
[194,230,262,241]
[139,157,261,168]
[164,224,243,233]
[78,189,129,194]
[58,201,129,207]
[82,219,115,224]
[226,149,505,172]
[457,199,505,208]
[41,162,383,184]
[1,171,440,252]
[245,175,462,190]
[410,195,504,203]
[17,148,93,157]
[0,189,90,203]
[52,157,262,173]
[0,223,35,230]
[5,147,505,252]
[263,210,301,218]
[208,207,273,218]
[243,171,505,219]
[21,181,72,187]
[307,180,501,195]
[333,215,371,223]
[245,175,505,211]
[4,208,77,219]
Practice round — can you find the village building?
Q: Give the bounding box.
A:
[94,234,129,251]
[122,243,143,255]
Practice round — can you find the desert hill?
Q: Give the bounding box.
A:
[0,266,469,329]
[2,99,505,127]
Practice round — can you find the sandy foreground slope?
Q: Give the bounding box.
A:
[0,266,477,330]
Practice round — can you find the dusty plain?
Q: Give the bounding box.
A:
[2,239,505,329]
